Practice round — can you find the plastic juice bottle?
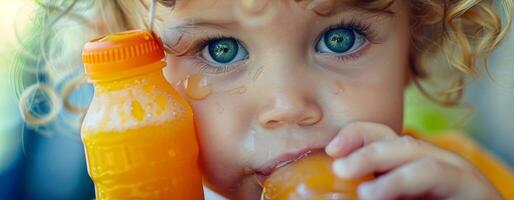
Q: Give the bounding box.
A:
[261,152,373,200]
[81,30,204,199]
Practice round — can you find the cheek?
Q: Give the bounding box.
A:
[340,80,404,132]
[338,23,409,132]
[195,112,241,192]
[192,96,250,167]
[327,61,407,133]
[318,47,408,133]
[173,89,255,194]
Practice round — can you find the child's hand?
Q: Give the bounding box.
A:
[325,121,502,200]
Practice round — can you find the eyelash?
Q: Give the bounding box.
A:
[323,18,379,44]
[191,58,243,74]
[175,19,377,73]
[315,18,378,63]
[174,35,245,74]
[200,36,248,74]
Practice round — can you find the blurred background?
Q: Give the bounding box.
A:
[1,0,513,200]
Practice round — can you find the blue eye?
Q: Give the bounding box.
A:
[201,38,248,64]
[316,27,367,55]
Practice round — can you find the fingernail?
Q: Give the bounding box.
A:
[325,137,341,156]
[358,183,375,200]
[332,159,352,179]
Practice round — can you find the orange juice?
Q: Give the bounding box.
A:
[81,30,204,199]
[261,152,372,200]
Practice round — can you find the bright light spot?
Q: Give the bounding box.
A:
[0,0,33,173]
[0,0,34,47]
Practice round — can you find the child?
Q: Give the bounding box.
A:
[16,0,514,199]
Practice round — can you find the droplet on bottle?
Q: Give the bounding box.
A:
[131,101,145,121]
[183,74,212,100]
[156,95,167,115]
[226,85,247,95]
[168,149,176,158]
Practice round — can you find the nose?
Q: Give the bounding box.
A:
[252,28,323,129]
[258,91,323,128]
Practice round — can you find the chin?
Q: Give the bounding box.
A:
[230,176,263,200]
[204,172,262,200]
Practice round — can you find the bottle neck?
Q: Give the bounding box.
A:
[92,69,167,93]
[89,60,168,92]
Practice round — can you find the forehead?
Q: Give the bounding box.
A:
[172,0,395,10]
[172,0,301,25]
[170,0,397,23]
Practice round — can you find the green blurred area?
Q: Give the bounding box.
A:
[0,0,29,172]
[404,87,472,136]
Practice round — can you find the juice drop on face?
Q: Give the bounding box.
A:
[261,152,373,200]
[226,85,247,95]
[334,80,345,95]
[183,74,212,100]
[216,102,225,114]
[253,66,265,82]
[243,167,255,176]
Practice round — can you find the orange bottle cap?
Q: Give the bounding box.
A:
[82,29,166,81]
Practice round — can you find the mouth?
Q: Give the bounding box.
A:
[254,148,324,185]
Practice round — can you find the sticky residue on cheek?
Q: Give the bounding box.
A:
[216,102,225,114]
[235,0,279,28]
[239,128,259,167]
[334,80,345,95]
[252,66,265,82]
[183,74,213,100]
[243,129,257,152]
[226,85,247,95]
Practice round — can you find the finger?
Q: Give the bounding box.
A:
[325,121,398,158]
[333,136,456,179]
[357,158,461,200]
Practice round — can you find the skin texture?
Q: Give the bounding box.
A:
[158,0,501,199]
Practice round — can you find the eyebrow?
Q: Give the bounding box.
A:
[167,19,236,31]
[328,2,396,18]
[167,1,396,32]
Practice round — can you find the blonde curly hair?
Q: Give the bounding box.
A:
[12,0,513,131]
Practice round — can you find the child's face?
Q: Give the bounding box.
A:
[162,0,411,198]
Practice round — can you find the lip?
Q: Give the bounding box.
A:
[254,148,324,185]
